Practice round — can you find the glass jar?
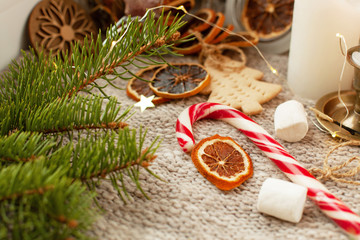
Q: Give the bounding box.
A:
[224,0,292,54]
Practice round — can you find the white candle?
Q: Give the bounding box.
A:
[287,0,360,100]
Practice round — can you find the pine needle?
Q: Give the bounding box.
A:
[0,10,185,239]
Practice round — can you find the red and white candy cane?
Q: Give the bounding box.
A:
[176,102,360,239]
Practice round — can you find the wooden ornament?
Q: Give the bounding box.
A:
[28,0,97,56]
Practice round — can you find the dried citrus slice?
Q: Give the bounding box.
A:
[241,0,294,39]
[196,11,225,43]
[173,37,202,55]
[126,65,170,104]
[175,11,225,55]
[210,24,235,44]
[191,135,253,191]
[149,63,210,99]
[220,32,259,47]
[179,8,216,35]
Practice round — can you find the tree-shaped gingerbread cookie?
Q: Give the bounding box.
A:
[200,45,282,115]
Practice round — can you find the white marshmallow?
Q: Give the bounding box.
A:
[257,178,307,223]
[274,100,308,142]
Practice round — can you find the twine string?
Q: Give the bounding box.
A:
[192,30,246,72]
[310,141,360,185]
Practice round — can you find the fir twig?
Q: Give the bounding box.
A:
[67,128,159,200]
[0,161,96,239]
[0,9,186,239]
[67,12,183,98]
[0,132,56,164]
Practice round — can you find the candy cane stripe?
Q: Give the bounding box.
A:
[241,129,281,147]
[286,175,328,192]
[325,212,360,226]
[176,103,360,238]
[257,145,296,160]
[176,121,194,140]
[264,152,301,165]
[321,204,357,214]
[332,219,360,235]
[269,159,315,177]
[225,118,269,134]
[306,187,338,200]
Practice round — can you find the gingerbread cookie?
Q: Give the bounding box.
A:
[200,45,281,115]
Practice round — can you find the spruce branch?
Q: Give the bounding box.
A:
[67,12,184,98]
[79,148,156,181]
[0,9,186,239]
[69,35,181,97]
[0,161,96,240]
[0,184,55,202]
[67,127,159,200]
[0,128,159,202]
[2,95,128,134]
[0,11,185,135]
[0,132,56,164]
[0,160,65,201]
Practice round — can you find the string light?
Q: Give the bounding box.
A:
[102,25,130,64]
[106,4,281,78]
[332,131,339,138]
[149,5,280,77]
[176,5,188,14]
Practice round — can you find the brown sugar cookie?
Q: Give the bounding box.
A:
[28,0,97,56]
[200,45,281,115]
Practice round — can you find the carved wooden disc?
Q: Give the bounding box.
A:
[28,0,97,56]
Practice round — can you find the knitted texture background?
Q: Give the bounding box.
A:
[87,49,358,240]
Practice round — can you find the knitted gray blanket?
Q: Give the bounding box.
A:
[91,49,357,240]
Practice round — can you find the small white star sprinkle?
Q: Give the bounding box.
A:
[134,95,155,112]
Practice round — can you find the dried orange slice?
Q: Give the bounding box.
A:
[220,32,259,47]
[149,63,210,99]
[179,8,216,35]
[210,24,235,44]
[241,0,294,39]
[197,11,225,43]
[191,135,253,191]
[175,11,225,55]
[173,37,202,55]
[126,65,170,104]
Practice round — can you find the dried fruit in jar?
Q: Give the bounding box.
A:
[241,0,294,39]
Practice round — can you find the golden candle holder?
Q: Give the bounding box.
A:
[314,44,360,141]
